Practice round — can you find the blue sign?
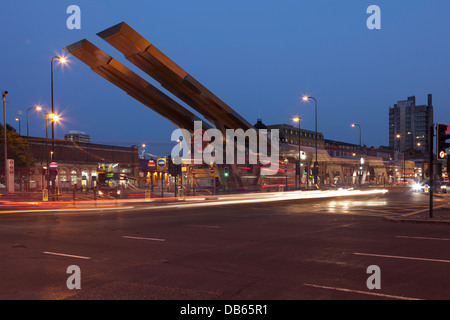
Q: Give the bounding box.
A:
[157,158,167,171]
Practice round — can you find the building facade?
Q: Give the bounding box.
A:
[267,123,325,149]
[25,136,139,190]
[389,94,434,152]
[64,130,91,143]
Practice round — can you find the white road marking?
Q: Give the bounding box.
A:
[43,251,91,260]
[354,252,450,264]
[397,236,450,241]
[122,236,166,242]
[303,283,421,300]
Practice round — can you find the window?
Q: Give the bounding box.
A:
[60,169,67,182]
[71,170,78,185]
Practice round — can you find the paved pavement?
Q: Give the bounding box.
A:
[385,193,450,224]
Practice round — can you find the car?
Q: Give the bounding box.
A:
[441,182,450,193]
[412,180,443,193]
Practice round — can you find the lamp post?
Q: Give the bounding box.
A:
[2,91,9,193]
[45,113,53,189]
[50,56,67,158]
[396,134,406,185]
[302,96,318,185]
[293,116,301,189]
[27,105,42,137]
[351,123,361,148]
[15,118,21,136]
[351,123,362,185]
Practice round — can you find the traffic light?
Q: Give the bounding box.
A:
[224,167,229,177]
[437,123,450,160]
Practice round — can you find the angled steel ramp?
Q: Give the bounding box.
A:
[63,39,210,133]
[97,22,253,132]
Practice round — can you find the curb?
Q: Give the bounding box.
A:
[384,215,450,225]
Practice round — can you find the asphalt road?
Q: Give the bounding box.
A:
[1,187,449,301]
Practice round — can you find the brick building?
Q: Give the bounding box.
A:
[25,137,139,190]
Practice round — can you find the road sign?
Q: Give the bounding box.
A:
[209,167,216,176]
[192,168,196,175]
[157,158,167,171]
[49,162,58,170]
[148,160,156,170]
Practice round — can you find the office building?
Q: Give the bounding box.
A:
[389,94,433,152]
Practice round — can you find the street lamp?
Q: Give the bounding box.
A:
[396,134,406,185]
[293,116,301,189]
[51,56,67,159]
[27,105,42,137]
[15,118,21,135]
[351,123,362,185]
[351,123,362,149]
[302,96,319,185]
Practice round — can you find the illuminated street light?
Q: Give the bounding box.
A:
[27,105,42,137]
[351,123,363,186]
[51,56,68,155]
[293,116,301,189]
[50,55,67,200]
[351,123,362,149]
[396,134,406,185]
[14,118,20,135]
[302,96,319,185]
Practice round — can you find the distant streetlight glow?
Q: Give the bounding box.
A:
[15,117,21,135]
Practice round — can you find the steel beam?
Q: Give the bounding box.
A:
[97,22,253,132]
[64,39,210,133]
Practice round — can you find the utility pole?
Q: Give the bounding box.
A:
[2,91,8,193]
[429,124,434,218]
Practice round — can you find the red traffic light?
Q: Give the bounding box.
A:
[437,123,450,159]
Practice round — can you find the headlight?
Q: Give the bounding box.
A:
[98,190,103,195]
[412,184,421,191]
[117,190,121,195]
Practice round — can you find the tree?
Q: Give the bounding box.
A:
[0,124,35,185]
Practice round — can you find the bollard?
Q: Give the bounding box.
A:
[178,187,184,200]
[42,189,49,201]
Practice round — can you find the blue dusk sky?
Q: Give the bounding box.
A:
[0,0,449,156]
